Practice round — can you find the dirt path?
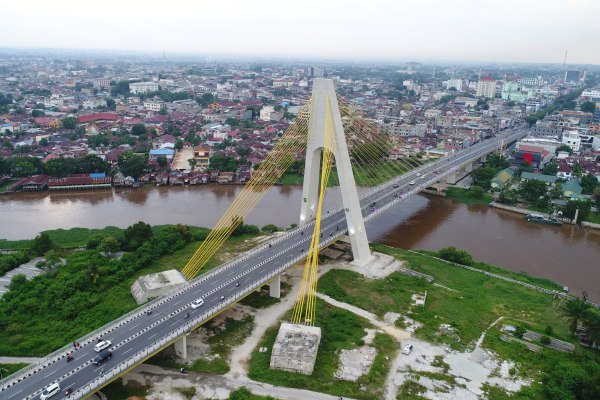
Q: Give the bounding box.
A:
[226,263,338,380]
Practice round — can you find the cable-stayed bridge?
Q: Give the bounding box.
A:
[0,79,527,400]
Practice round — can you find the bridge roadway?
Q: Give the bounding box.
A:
[1,128,528,400]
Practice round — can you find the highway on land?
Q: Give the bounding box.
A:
[0,128,527,400]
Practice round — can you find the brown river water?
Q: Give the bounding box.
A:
[1,185,599,301]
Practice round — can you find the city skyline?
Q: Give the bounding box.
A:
[1,0,599,65]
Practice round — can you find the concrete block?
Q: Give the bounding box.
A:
[130,269,187,305]
[270,323,321,375]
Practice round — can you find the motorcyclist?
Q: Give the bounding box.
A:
[184,312,189,319]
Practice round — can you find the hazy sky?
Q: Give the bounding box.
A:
[1,0,599,65]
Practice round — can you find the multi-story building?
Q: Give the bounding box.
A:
[501,81,530,103]
[129,82,159,94]
[93,79,111,91]
[143,99,164,112]
[561,130,581,152]
[518,77,543,87]
[476,77,497,99]
[445,79,464,91]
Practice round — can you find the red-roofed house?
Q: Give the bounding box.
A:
[77,113,119,124]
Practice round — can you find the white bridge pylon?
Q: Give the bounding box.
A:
[299,78,372,266]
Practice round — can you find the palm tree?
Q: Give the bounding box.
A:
[583,312,600,347]
[562,298,592,335]
[88,264,100,286]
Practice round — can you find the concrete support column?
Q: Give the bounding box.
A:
[464,162,473,173]
[269,274,281,298]
[446,172,458,185]
[480,153,487,162]
[173,335,187,359]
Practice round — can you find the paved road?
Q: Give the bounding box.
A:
[0,128,527,400]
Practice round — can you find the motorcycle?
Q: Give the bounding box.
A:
[184,313,190,319]
[66,354,73,362]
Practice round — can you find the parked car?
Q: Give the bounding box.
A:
[93,350,112,365]
[94,340,112,352]
[40,382,60,399]
[409,181,416,185]
[190,298,204,309]
[402,344,413,355]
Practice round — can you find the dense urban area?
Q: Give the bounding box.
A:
[1,50,600,400]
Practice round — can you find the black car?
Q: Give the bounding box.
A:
[369,202,376,207]
[392,184,399,188]
[93,350,112,365]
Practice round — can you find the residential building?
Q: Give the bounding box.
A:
[520,172,556,185]
[129,82,159,94]
[561,130,581,152]
[193,145,211,169]
[445,79,464,91]
[491,167,515,189]
[93,79,111,91]
[476,77,497,99]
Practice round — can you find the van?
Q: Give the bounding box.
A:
[94,340,112,352]
[40,382,60,399]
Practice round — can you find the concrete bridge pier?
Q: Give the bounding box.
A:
[446,171,458,184]
[480,153,487,162]
[269,274,281,298]
[464,162,473,173]
[173,334,188,359]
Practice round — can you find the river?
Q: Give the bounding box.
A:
[2,185,600,301]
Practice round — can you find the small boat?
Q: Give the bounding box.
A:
[525,213,562,226]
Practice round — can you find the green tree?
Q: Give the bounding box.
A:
[225,117,240,127]
[14,160,35,176]
[583,312,600,348]
[87,233,109,250]
[31,232,54,256]
[580,101,596,113]
[39,138,48,147]
[561,200,591,223]
[542,161,558,175]
[562,298,592,335]
[117,152,147,179]
[556,144,573,155]
[105,98,116,110]
[498,189,518,205]
[262,224,279,233]
[131,124,147,136]
[485,154,509,170]
[31,109,45,117]
[156,155,168,168]
[470,166,497,190]
[123,221,153,251]
[188,158,197,170]
[470,185,485,198]
[210,153,238,172]
[61,117,77,129]
[236,146,251,157]
[581,173,598,194]
[88,263,100,286]
[196,93,214,107]
[175,139,184,150]
[519,179,548,202]
[98,236,120,257]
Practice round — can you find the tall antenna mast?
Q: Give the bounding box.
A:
[562,50,568,71]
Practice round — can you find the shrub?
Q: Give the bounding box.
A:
[540,335,551,345]
[261,224,279,233]
[514,326,527,338]
[438,246,474,266]
[30,232,54,256]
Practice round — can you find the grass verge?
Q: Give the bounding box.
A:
[444,187,493,205]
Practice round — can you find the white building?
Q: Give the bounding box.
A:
[143,99,164,112]
[445,79,464,91]
[476,78,497,99]
[259,106,284,122]
[561,130,581,152]
[129,82,159,94]
[82,98,107,109]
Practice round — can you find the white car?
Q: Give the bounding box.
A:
[40,382,60,399]
[402,344,414,355]
[409,181,416,185]
[94,340,112,352]
[416,172,421,177]
[190,298,204,309]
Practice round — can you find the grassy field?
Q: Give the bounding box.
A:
[228,387,277,399]
[444,187,494,205]
[0,363,28,376]
[0,226,125,250]
[279,172,303,186]
[415,250,563,291]
[585,212,600,224]
[248,298,396,400]
[319,244,572,350]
